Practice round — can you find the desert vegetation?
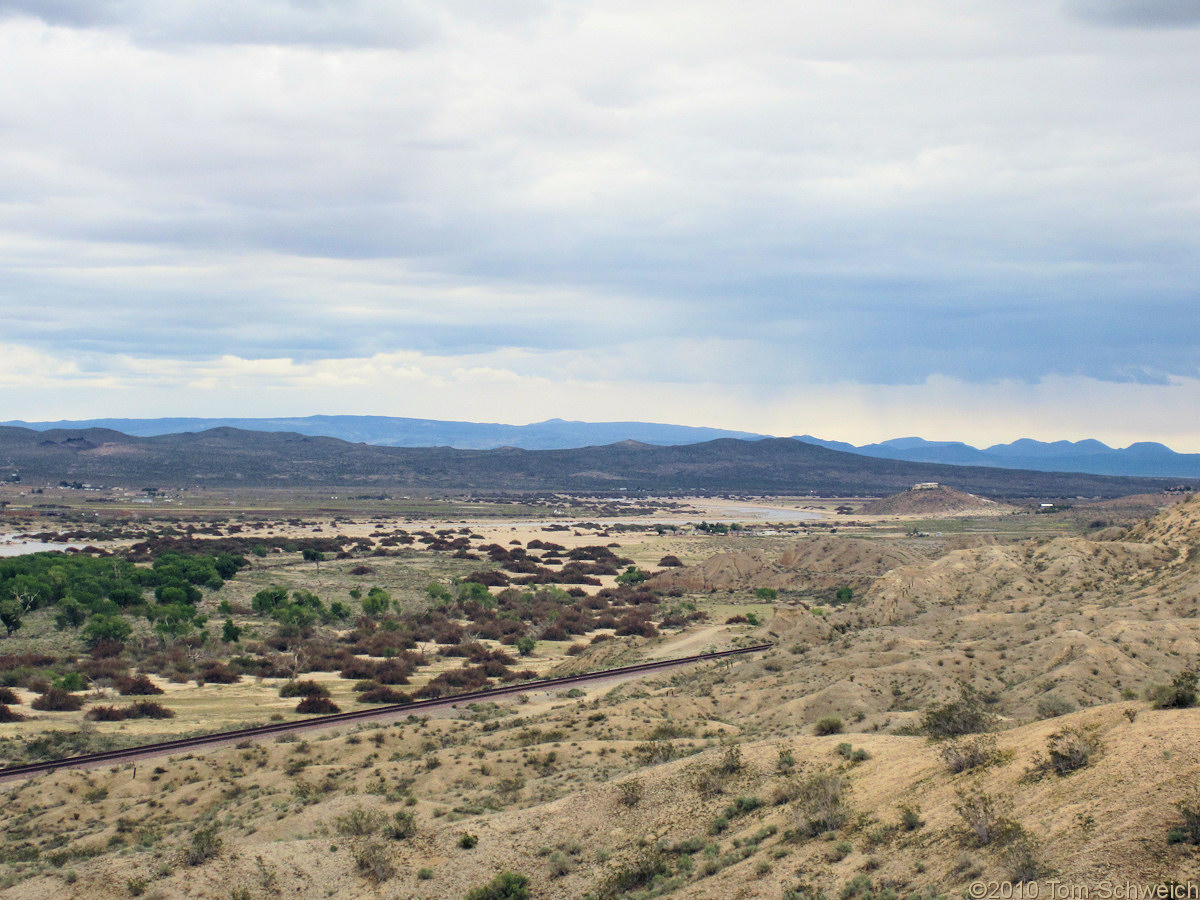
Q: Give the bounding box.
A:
[2,487,1200,897]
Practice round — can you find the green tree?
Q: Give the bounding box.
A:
[515,635,536,656]
[153,603,200,641]
[221,618,242,643]
[54,598,88,630]
[615,566,648,586]
[362,587,391,618]
[252,586,288,615]
[82,614,132,648]
[0,600,22,637]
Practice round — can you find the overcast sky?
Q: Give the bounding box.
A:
[2,1,1198,448]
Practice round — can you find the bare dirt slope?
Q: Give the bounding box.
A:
[856,484,1010,517]
[648,534,931,594]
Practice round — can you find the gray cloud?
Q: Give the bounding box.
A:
[0,0,1198,425]
[0,0,443,48]
[1070,0,1200,28]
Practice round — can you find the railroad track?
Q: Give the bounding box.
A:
[0,643,771,781]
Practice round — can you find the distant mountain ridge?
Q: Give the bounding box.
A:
[3,416,1196,478]
[0,416,764,450]
[0,425,1174,498]
[794,435,1200,479]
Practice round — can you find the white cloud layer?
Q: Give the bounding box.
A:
[6,343,1200,452]
[1,2,1198,443]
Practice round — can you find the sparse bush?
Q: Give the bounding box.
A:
[814,716,844,736]
[776,747,796,774]
[717,737,744,774]
[953,783,1014,846]
[547,850,573,878]
[1174,795,1200,844]
[118,674,163,696]
[0,704,24,722]
[1004,829,1053,883]
[922,685,995,737]
[387,810,416,840]
[464,871,530,900]
[458,832,479,849]
[128,700,174,719]
[593,849,668,899]
[898,804,924,831]
[279,680,329,699]
[1146,671,1198,709]
[185,826,222,866]
[794,770,850,836]
[295,696,340,714]
[335,806,385,837]
[352,840,394,883]
[617,778,643,807]
[940,735,1001,773]
[1036,694,1076,719]
[0,686,19,704]
[31,687,84,711]
[1032,725,1103,777]
[357,685,412,704]
[87,705,129,721]
[830,840,853,861]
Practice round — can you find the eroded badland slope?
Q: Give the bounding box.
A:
[5,498,1200,899]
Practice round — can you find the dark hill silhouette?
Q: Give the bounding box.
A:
[0,426,1174,497]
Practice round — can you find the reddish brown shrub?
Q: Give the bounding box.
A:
[0,705,24,722]
[197,662,241,684]
[31,687,84,711]
[117,674,164,695]
[128,700,174,719]
[296,696,341,714]
[358,686,413,704]
[279,680,330,698]
[85,705,129,721]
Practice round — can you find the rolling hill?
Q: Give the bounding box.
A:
[0,425,1177,497]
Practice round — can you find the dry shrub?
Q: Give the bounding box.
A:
[335,806,385,836]
[279,680,329,698]
[617,778,644,807]
[128,700,174,719]
[31,687,83,711]
[353,840,395,882]
[197,661,241,684]
[922,686,996,737]
[1146,671,1197,709]
[940,735,1002,774]
[0,704,25,722]
[117,674,163,696]
[1176,795,1200,844]
[185,826,222,866]
[1030,725,1102,776]
[357,686,412,704]
[86,705,129,722]
[953,783,1015,846]
[0,686,19,705]
[296,696,340,714]
[1004,830,1054,883]
[794,770,850,836]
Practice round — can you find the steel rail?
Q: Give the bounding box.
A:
[0,643,771,781]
